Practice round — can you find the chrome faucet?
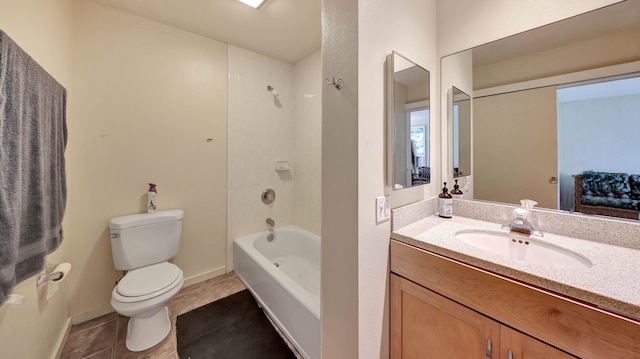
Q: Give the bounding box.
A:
[266,218,276,242]
[501,199,543,237]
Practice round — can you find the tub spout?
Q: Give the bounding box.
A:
[266,217,275,228]
[266,218,276,241]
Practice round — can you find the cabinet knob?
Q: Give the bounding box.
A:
[486,339,492,358]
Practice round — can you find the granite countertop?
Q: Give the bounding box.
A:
[391,215,640,321]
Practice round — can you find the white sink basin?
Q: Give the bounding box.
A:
[455,230,592,269]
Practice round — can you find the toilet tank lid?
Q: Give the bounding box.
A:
[109,209,184,230]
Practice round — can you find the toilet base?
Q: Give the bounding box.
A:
[125,306,171,352]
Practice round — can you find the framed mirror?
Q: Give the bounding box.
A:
[452,86,471,179]
[386,51,431,190]
[441,1,640,220]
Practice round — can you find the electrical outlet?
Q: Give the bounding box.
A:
[376,196,390,224]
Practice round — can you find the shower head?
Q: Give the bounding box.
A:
[267,85,279,97]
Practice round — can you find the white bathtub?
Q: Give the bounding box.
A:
[233,225,320,359]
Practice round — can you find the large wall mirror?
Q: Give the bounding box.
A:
[386,51,431,190]
[441,1,640,221]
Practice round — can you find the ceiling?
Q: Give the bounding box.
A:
[90,0,321,64]
[88,1,639,68]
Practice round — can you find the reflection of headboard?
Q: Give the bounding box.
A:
[575,172,640,220]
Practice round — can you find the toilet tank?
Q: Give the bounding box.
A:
[109,209,184,270]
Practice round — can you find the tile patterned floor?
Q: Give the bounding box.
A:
[60,272,246,359]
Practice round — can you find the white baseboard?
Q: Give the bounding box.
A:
[51,317,72,359]
[183,266,228,287]
[70,304,115,325]
[68,266,228,326]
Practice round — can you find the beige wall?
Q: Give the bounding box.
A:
[407,80,429,103]
[474,26,640,89]
[320,0,440,355]
[68,0,228,318]
[473,87,558,208]
[321,0,359,357]
[0,0,74,83]
[441,49,474,197]
[358,0,439,358]
[0,1,75,358]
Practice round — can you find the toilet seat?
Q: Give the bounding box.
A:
[113,262,182,303]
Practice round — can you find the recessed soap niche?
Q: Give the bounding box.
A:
[275,160,290,171]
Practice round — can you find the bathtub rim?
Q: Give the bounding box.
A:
[233,224,321,319]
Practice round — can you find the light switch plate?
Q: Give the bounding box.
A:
[376,196,390,224]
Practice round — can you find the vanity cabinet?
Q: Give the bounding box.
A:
[500,325,576,359]
[390,240,640,358]
[391,274,576,358]
[391,273,500,358]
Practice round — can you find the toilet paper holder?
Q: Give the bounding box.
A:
[36,263,71,287]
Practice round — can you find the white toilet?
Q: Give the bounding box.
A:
[109,209,185,352]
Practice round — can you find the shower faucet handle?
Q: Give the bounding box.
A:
[266,217,275,228]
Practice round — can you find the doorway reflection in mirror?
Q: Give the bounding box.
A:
[386,51,431,190]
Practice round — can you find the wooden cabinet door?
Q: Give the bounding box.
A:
[390,274,500,359]
[501,325,578,359]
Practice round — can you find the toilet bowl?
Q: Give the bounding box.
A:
[111,262,184,352]
[109,209,185,352]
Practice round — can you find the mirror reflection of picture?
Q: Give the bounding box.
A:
[410,126,425,158]
[410,125,425,183]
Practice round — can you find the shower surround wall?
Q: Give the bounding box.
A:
[293,52,322,235]
[227,46,321,269]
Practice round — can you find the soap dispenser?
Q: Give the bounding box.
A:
[451,179,464,199]
[438,182,453,218]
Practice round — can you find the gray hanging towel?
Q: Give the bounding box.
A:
[0,30,67,304]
